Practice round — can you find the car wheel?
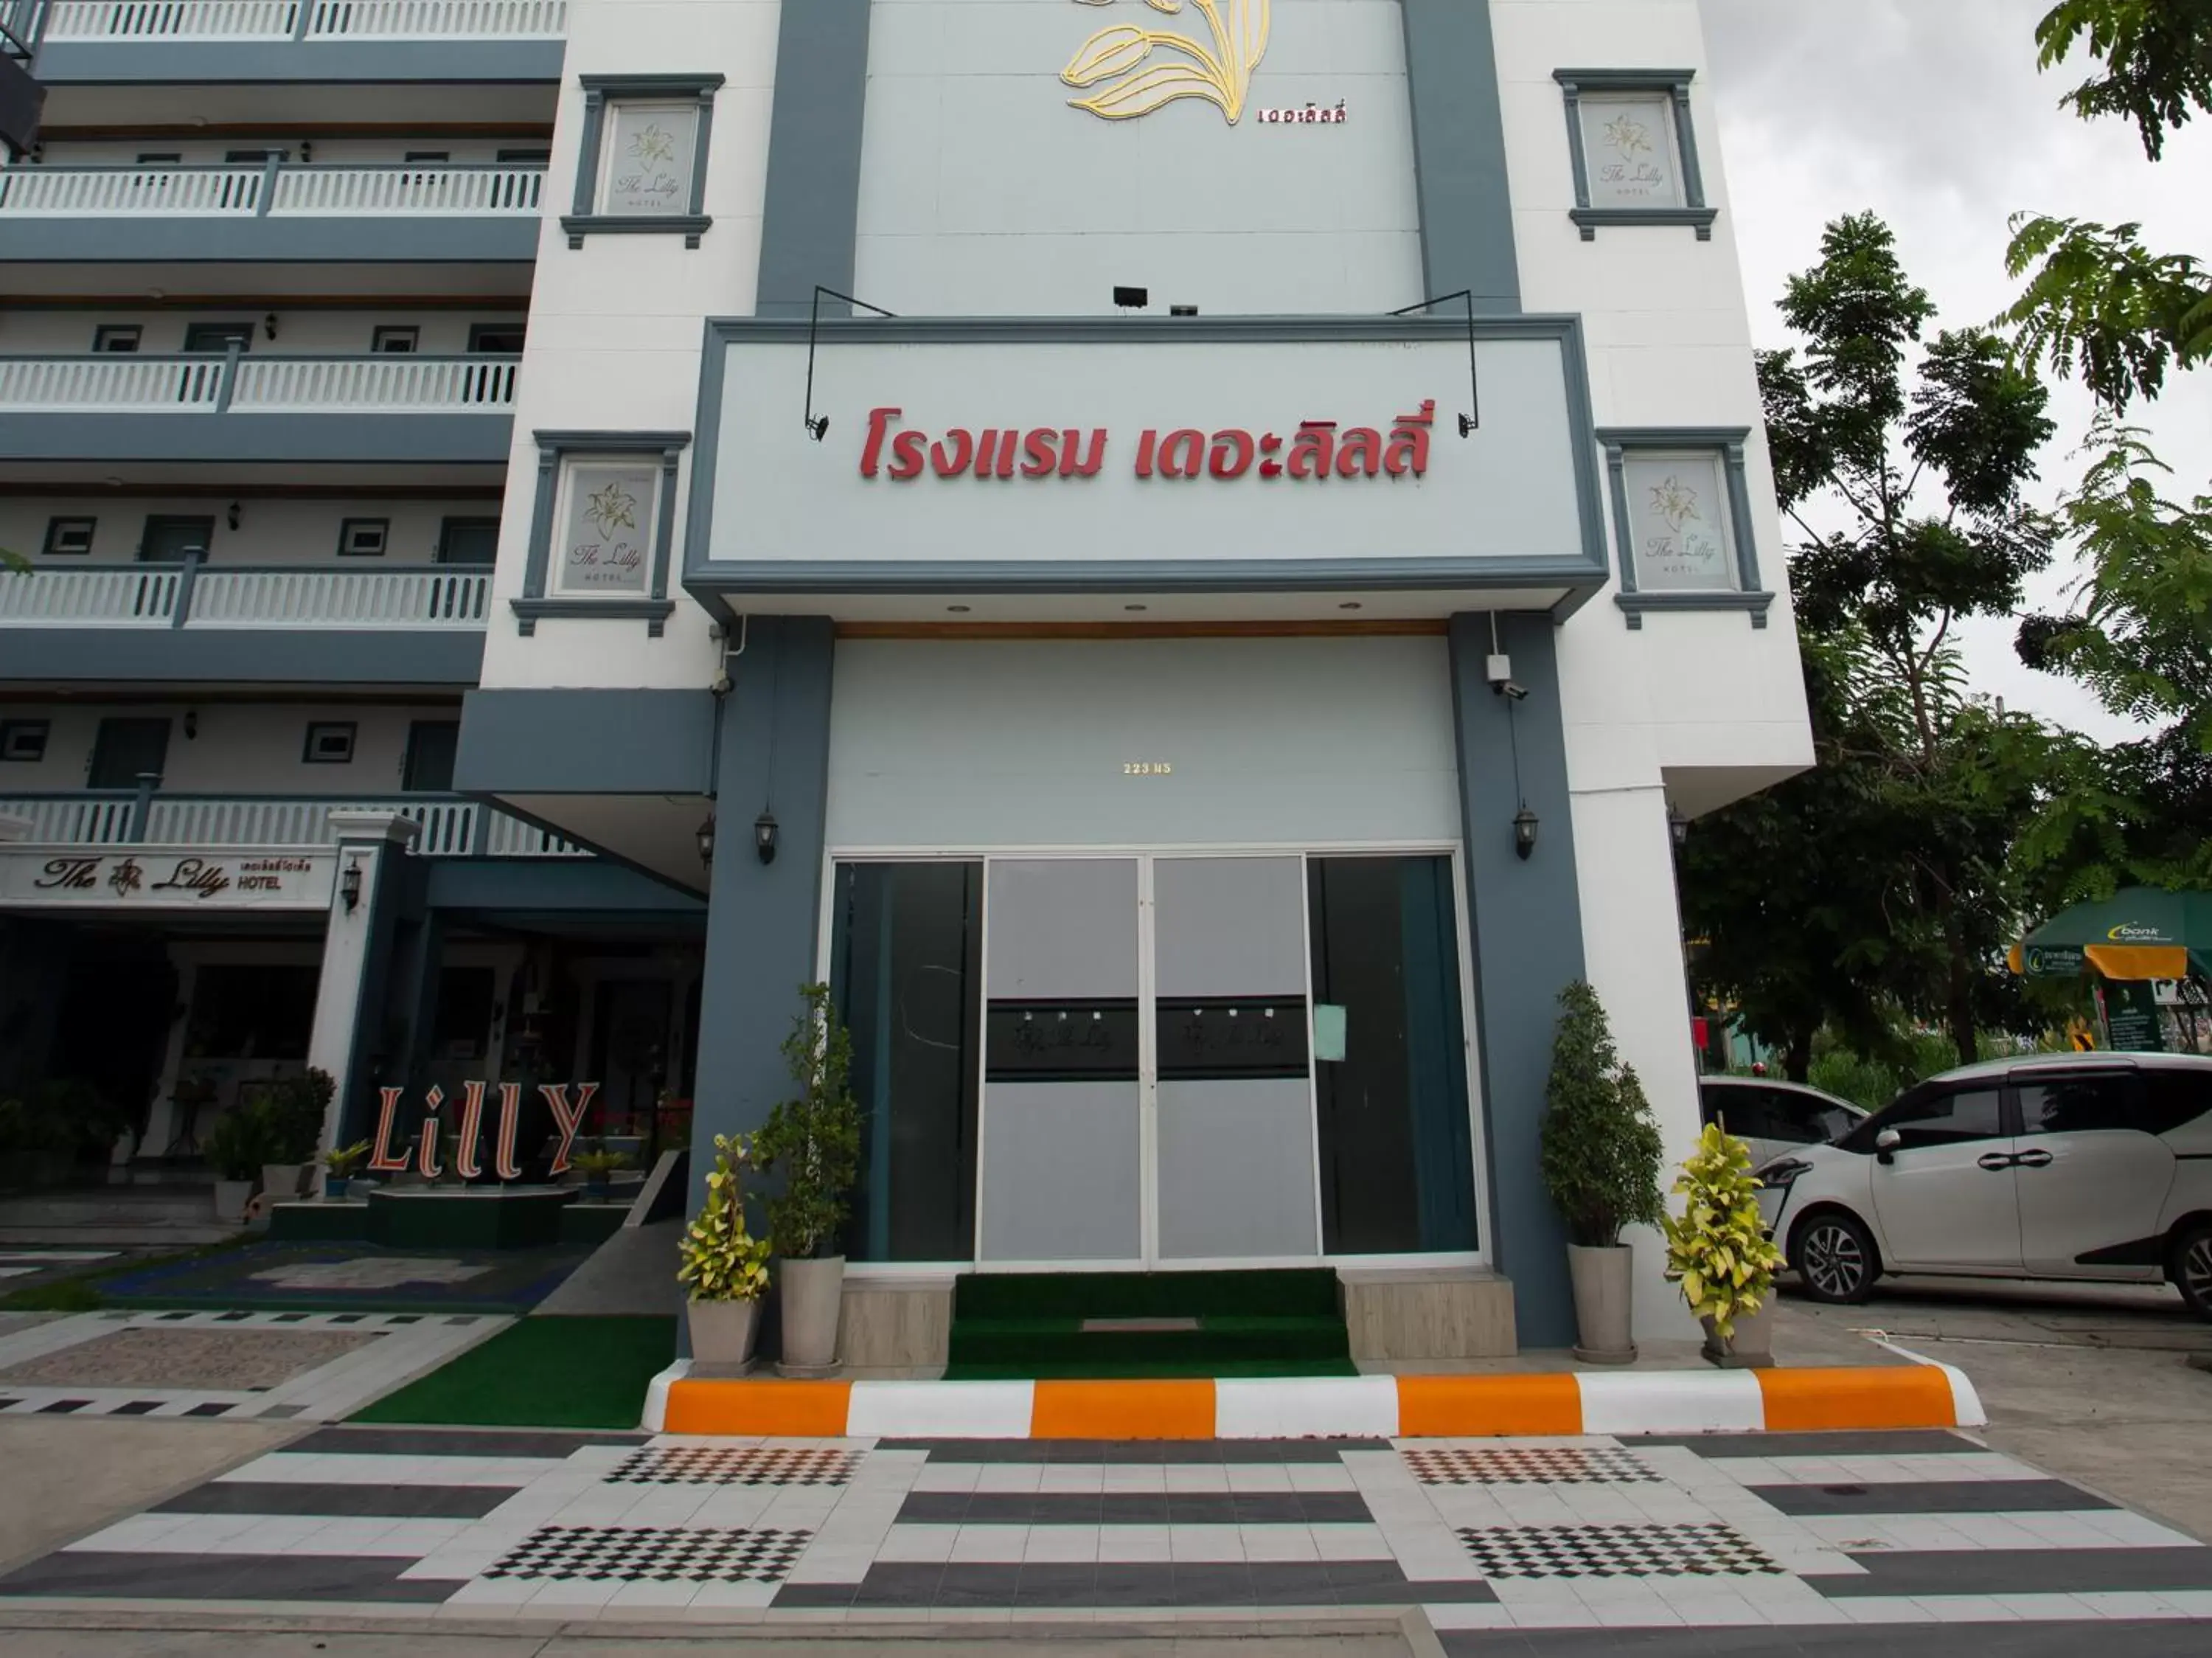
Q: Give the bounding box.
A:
[2172,1224,2212,1321]
[1792,1211,1877,1305]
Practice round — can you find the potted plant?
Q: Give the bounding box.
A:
[248,1069,333,1201]
[755,982,862,1376]
[321,1140,370,1200]
[571,1142,632,1201]
[677,1132,773,1367]
[1539,981,1665,1364]
[1663,1122,1787,1368]
[202,1104,271,1224]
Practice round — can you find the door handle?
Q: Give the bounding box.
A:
[2012,1149,2054,1169]
[1977,1152,2014,1171]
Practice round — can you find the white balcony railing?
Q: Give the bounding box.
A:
[0,353,518,414]
[0,793,591,859]
[0,560,490,630]
[232,355,518,412]
[32,1,566,42]
[187,566,490,628]
[0,564,181,625]
[0,163,543,218]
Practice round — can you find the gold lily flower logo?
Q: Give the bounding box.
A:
[1062,0,1271,124]
[627,123,678,167]
[583,481,639,540]
[1649,475,1703,533]
[1602,111,1653,160]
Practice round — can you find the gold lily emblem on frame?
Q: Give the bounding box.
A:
[1062,0,1272,125]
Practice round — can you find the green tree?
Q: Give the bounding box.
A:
[2036,0,2212,159]
[1538,982,1664,1249]
[1686,215,2065,1072]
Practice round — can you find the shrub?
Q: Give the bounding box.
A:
[202,1103,275,1182]
[754,984,861,1261]
[1538,981,1665,1248]
[678,1133,772,1303]
[242,1069,334,1164]
[1662,1123,1787,1340]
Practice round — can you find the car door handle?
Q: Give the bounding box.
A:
[2012,1149,2054,1169]
[1977,1153,2015,1171]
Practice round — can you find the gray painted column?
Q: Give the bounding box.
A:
[754,0,872,318]
[691,616,837,1193]
[1448,613,1583,1347]
[1400,0,1522,313]
[310,811,420,1157]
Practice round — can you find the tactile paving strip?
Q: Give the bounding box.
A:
[1455,1522,1787,1578]
[483,1525,813,1582]
[604,1446,863,1485]
[1405,1446,1661,1485]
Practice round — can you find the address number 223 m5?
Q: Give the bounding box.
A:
[1124,763,1174,777]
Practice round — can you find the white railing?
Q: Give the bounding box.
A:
[0,794,588,858]
[185,566,490,628]
[305,1,564,38]
[266,164,542,215]
[0,163,542,218]
[38,1,295,40]
[0,355,224,409]
[0,565,180,625]
[35,0,565,41]
[230,355,518,412]
[0,165,263,215]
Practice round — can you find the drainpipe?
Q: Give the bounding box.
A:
[215,341,242,412]
[127,771,159,843]
[171,546,203,628]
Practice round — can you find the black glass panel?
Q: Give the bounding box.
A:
[831,862,984,1262]
[1309,856,1478,1254]
[984,999,1141,1083]
[1155,996,1310,1080]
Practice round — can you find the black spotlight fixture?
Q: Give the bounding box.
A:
[695,814,716,866]
[805,414,830,442]
[754,808,779,865]
[1512,805,1540,861]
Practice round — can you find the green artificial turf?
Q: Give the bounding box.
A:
[351,1314,677,1429]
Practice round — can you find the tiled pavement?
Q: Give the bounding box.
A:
[0,1424,2208,1640]
[0,1309,507,1421]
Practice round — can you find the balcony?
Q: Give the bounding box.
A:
[11,1,568,83]
[0,558,492,684]
[0,350,517,464]
[0,790,588,859]
[0,162,546,263]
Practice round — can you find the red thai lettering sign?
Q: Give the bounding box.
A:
[858,401,1439,485]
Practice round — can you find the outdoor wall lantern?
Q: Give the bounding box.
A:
[754,809,779,866]
[695,814,716,867]
[1669,802,1690,847]
[262,313,278,341]
[339,859,363,913]
[226,502,241,531]
[1513,805,1540,861]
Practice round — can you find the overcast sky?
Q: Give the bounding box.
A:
[1700,0,2212,741]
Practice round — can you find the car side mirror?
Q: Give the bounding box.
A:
[1875,1127,1902,1165]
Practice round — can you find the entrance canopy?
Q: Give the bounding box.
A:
[2011,887,2212,982]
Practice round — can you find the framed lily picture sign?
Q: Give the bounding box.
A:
[563,74,723,249]
[515,431,691,637]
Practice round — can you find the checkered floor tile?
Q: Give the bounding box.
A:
[604,1445,863,1486]
[1455,1522,1786,1578]
[483,1525,813,1583]
[1403,1446,1661,1485]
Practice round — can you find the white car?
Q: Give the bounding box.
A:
[1754,1053,2212,1318]
[1699,1075,1868,1170]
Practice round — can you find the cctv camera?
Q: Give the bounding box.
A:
[1500,681,1530,703]
[709,674,733,696]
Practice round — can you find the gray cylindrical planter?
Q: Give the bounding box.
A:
[1568,1244,1637,1364]
[261,1162,306,1201]
[687,1298,762,1371]
[776,1255,846,1376]
[212,1179,254,1224]
[1702,1298,1775,1369]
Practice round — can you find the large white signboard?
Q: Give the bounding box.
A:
[0,847,337,911]
[703,332,1591,577]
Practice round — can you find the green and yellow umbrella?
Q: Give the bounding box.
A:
[2008,887,2212,983]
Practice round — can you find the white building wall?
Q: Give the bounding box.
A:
[474,0,784,693]
[0,703,457,794]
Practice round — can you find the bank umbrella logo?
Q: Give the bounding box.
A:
[1062,0,1271,124]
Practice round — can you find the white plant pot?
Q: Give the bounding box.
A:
[212,1179,254,1224]
[776,1255,846,1376]
[687,1298,762,1370]
[260,1162,307,1201]
[1700,1297,1775,1370]
[1568,1243,1637,1364]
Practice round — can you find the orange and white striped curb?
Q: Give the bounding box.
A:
[644,1361,1984,1440]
